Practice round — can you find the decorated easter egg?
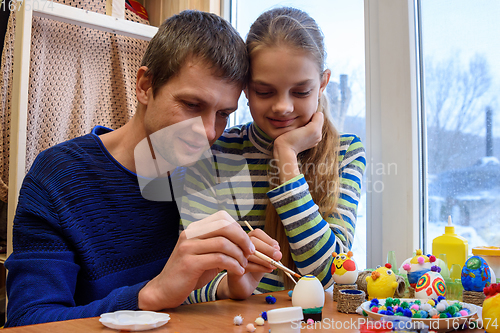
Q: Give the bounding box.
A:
[331,251,358,285]
[461,256,493,292]
[415,270,446,299]
[292,275,325,312]
[402,249,436,288]
[366,263,398,300]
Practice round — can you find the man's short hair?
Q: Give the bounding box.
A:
[141,10,249,96]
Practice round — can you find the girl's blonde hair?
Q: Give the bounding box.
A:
[247,7,341,289]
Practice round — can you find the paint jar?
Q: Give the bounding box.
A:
[472,246,500,282]
[267,307,303,333]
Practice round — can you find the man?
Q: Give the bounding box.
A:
[5,10,282,327]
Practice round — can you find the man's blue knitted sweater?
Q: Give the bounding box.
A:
[4,126,184,327]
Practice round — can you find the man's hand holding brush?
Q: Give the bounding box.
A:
[216,227,282,300]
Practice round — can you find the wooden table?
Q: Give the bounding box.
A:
[3,291,482,332]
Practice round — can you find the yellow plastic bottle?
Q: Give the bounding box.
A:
[432,216,468,270]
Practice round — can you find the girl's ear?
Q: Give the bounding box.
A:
[319,69,331,96]
[136,66,153,106]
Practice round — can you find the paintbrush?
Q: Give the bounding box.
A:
[243,220,300,282]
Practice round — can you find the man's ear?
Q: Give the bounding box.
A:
[319,69,331,96]
[136,66,153,106]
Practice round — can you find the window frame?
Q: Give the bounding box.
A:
[364,0,422,268]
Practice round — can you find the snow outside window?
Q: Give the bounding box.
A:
[420,0,500,255]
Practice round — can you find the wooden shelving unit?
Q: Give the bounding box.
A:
[3,1,225,319]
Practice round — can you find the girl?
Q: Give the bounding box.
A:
[181,7,365,293]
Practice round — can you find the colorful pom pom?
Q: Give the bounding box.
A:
[246,323,256,332]
[403,309,413,317]
[418,257,425,264]
[255,317,265,326]
[261,311,267,321]
[419,304,430,312]
[234,315,243,325]
[307,319,315,325]
[265,295,276,304]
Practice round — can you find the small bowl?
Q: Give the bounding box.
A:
[361,299,477,332]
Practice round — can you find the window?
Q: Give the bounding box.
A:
[230,0,367,268]
[419,0,500,254]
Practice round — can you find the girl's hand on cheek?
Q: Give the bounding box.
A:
[274,112,324,155]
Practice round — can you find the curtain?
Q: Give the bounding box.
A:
[0,0,150,203]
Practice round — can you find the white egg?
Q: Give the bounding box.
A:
[292,275,325,310]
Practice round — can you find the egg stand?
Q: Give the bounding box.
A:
[332,283,358,302]
[462,290,485,306]
[355,271,370,299]
[337,289,366,314]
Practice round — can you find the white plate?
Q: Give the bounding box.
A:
[99,310,171,331]
[360,298,477,332]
